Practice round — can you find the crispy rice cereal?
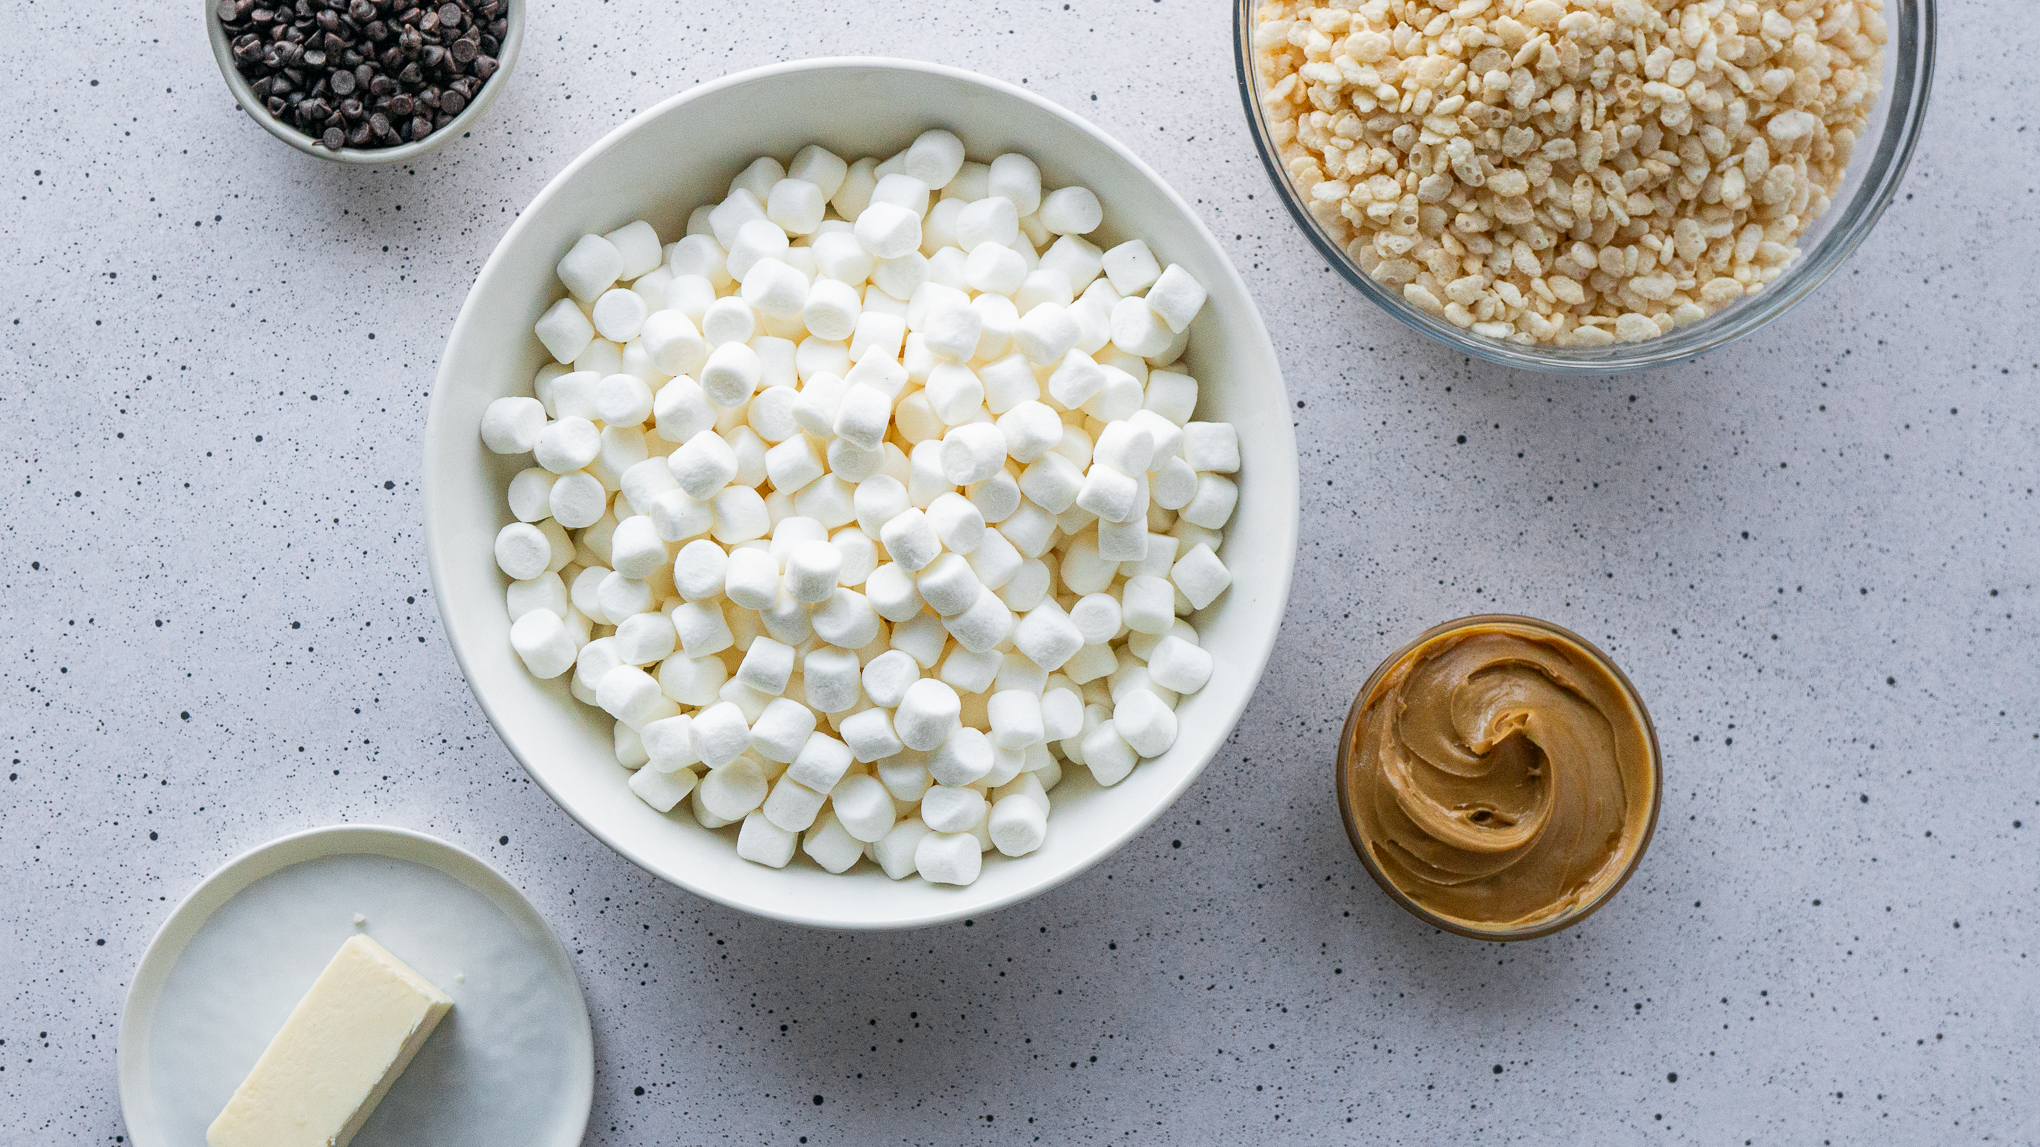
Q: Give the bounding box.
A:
[1252,0,1886,344]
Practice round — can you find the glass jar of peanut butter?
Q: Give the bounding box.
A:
[1337,615,1661,940]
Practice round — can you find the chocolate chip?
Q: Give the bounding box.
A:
[449,36,476,63]
[329,67,355,94]
[321,126,344,148]
[438,87,465,114]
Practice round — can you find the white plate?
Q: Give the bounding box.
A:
[117,825,593,1147]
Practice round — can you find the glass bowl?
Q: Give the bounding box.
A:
[1335,615,1662,940]
[1234,0,1935,373]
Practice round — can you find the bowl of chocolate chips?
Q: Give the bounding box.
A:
[208,0,521,162]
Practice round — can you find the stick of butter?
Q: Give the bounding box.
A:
[207,933,453,1147]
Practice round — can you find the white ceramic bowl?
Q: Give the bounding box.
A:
[424,58,1298,929]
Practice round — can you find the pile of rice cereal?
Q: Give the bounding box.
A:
[1252,0,1887,345]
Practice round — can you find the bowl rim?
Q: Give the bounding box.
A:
[1334,613,1664,941]
[1232,0,1938,374]
[423,56,1301,929]
[204,0,524,165]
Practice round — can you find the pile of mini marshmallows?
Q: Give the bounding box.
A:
[483,129,1238,887]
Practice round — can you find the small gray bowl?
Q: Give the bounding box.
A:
[206,0,522,164]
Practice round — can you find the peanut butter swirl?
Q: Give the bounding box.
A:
[1341,619,1657,934]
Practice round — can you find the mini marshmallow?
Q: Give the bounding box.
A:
[615,612,677,665]
[1040,685,1084,741]
[592,287,649,342]
[812,588,881,649]
[878,508,942,572]
[691,701,754,769]
[758,587,813,645]
[1075,463,1141,524]
[748,696,816,763]
[506,572,569,623]
[708,189,767,250]
[1100,240,1163,296]
[730,157,785,202]
[988,690,1045,750]
[964,242,1027,296]
[780,731,851,794]
[919,784,986,834]
[534,417,600,474]
[1019,453,1084,514]
[830,382,892,452]
[1150,457,1199,511]
[914,831,982,885]
[791,475,855,531]
[921,297,983,361]
[1080,720,1138,785]
[851,474,910,536]
[891,610,950,668]
[740,257,810,321]
[495,523,552,580]
[557,233,623,303]
[1040,233,1103,294]
[781,539,842,603]
[700,341,763,408]
[1069,592,1122,645]
[539,518,574,572]
[1179,474,1237,530]
[735,635,796,694]
[765,177,826,236]
[939,645,1002,694]
[839,707,904,762]
[598,665,678,730]
[965,527,1022,590]
[943,588,1014,653]
[1145,634,1213,694]
[788,144,848,198]
[481,397,546,455]
[1092,420,1156,476]
[848,311,907,363]
[864,562,921,622]
[1121,575,1177,634]
[710,486,771,543]
[763,434,824,495]
[669,234,732,290]
[597,570,655,622]
[971,293,1020,359]
[790,276,860,340]
[802,811,865,872]
[801,646,862,714]
[956,197,1020,251]
[874,819,931,879]
[658,654,728,707]
[575,637,624,695]
[871,250,929,300]
[604,220,663,279]
[574,338,622,377]
[621,455,679,515]
[630,765,697,813]
[1096,515,1148,563]
[998,557,1052,611]
[1180,421,1240,474]
[1170,543,1232,609]
[1058,537,1118,595]
[1038,186,1103,235]
[671,600,734,658]
[988,794,1048,857]
[641,714,699,771]
[508,467,555,522]
[812,229,876,285]
[1013,303,1079,366]
[915,553,983,617]
[1108,296,1173,358]
[1123,530,1178,580]
[653,376,715,444]
[609,515,668,579]
[854,201,922,260]
[826,436,884,483]
[1016,269,1074,313]
[894,677,962,751]
[734,810,795,865]
[976,355,1039,415]
[1146,264,1208,332]
[1113,688,1179,758]
[1013,600,1084,671]
[984,152,1042,214]
[670,538,728,600]
[1047,349,1108,409]
[762,772,828,832]
[548,472,607,529]
[510,609,578,678]
[928,725,994,786]
[938,423,1007,487]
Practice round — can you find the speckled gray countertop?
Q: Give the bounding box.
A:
[3,1,2035,1143]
